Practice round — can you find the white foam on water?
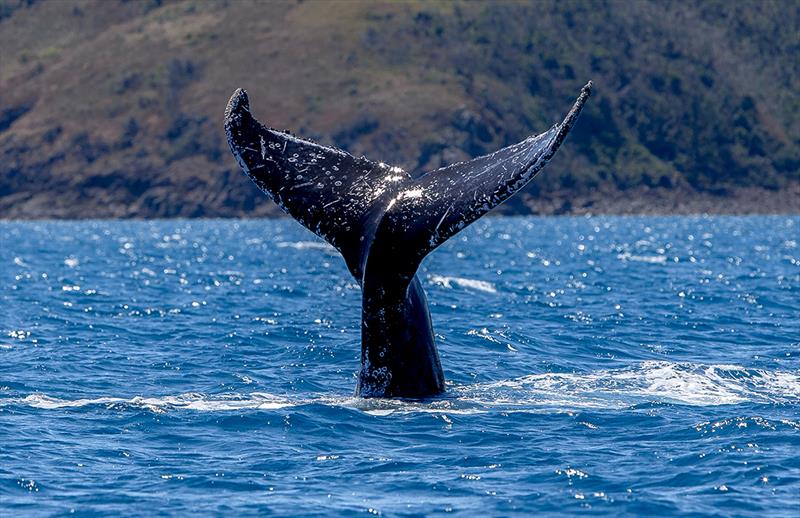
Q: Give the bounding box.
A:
[3,362,797,414]
[468,361,800,408]
[429,275,497,293]
[321,395,489,416]
[6,392,294,413]
[617,252,668,264]
[2,392,485,416]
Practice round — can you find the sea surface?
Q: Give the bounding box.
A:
[1,216,798,516]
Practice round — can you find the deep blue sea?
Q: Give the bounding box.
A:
[1,216,798,516]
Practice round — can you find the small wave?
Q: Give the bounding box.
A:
[617,252,668,264]
[3,362,796,415]
[467,362,800,408]
[0,391,485,416]
[429,275,497,293]
[3,392,294,413]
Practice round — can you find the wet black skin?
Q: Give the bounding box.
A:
[224,81,591,398]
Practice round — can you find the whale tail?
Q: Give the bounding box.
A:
[225,82,591,397]
[224,81,591,285]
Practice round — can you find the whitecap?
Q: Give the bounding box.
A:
[467,362,800,408]
[3,392,294,413]
[429,275,497,293]
[617,252,667,264]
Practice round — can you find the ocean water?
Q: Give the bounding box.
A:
[1,215,798,516]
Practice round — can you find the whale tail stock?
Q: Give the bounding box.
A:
[224,81,591,397]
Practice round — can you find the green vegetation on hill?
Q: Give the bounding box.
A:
[0,0,797,217]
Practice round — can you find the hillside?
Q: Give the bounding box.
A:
[0,0,798,218]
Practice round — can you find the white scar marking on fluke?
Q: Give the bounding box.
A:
[387,188,424,210]
[435,205,451,234]
[260,136,267,159]
[401,189,423,199]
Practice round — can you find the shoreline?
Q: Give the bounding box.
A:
[2,183,797,220]
[516,182,800,217]
[2,211,798,222]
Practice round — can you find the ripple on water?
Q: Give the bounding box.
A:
[0,216,798,516]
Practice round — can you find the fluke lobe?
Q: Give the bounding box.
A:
[224,81,592,398]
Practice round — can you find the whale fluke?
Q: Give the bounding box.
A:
[225,81,591,397]
[369,81,592,282]
[224,89,403,279]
